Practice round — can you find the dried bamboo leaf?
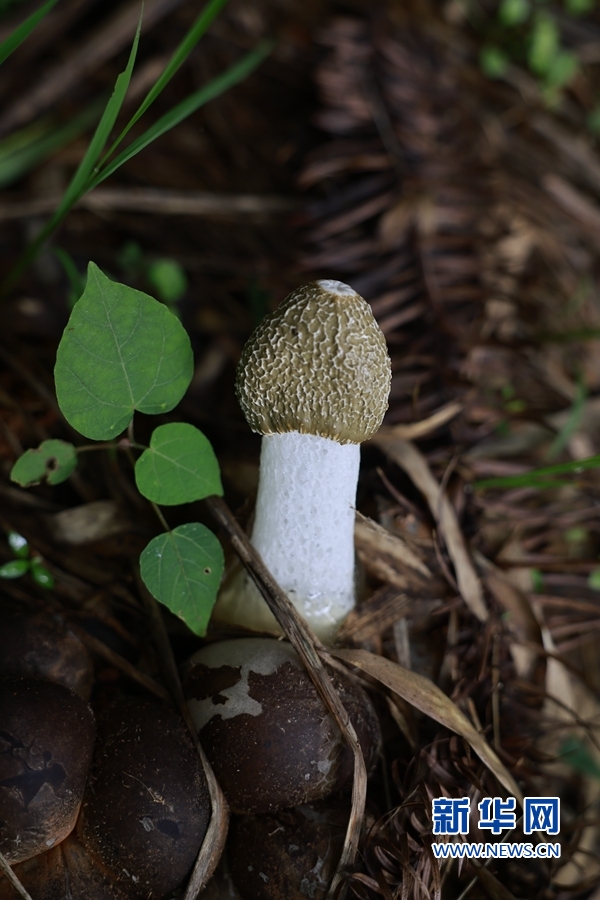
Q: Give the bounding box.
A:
[373,436,487,621]
[355,512,431,577]
[375,402,462,442]
[331,648,522,802]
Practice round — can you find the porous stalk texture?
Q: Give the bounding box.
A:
[251,432,359,639]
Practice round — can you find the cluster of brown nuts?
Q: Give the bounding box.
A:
[0,618,381,900]
[0,611,210,900]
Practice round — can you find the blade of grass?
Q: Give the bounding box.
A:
[88,38,273,190]
[474,453,600,490]
[53,247,85,306]
[0,0,60,66]
[1,5,272,296]
[2,11,143,292]
[100,0,230,164]
[53,12,142,217]
[0,101,104,189]
[546,377,587,461]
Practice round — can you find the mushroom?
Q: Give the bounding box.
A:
[214,280,391,642]
[0,677,95,864]
[77,697,211,898]
[227,800,350,900]
[183,637,381,815]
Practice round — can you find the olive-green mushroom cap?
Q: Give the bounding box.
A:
[235,280,391,444]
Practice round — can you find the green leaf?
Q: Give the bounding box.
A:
[0,0,60,67]
[135,423,223,505]
[88,40,273,191]
[588,568,600,591]
[565,0,595,15]
[10,439,77,486]
[498,0,530,26]
[7,531,28,558]
[147,258,188,305]
[140,523,224,636]
[0,559,29,579]
[30,558,54,588]
[544,50,579,88]
[55,263,193,440]
[480,46,509,79]
[528,15,559,75]
[587,104,600,136]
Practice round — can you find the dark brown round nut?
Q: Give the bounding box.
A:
[0,677,95,863]
[228,802,348,900]
[0,833,132,900]
[183,639,381,814]
[77,698,211,898]
[0,612,93,699]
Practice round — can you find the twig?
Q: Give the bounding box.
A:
[0,188,299,220]
[0,851,32,900]
[69,624,172,704]
[205,495,368,900]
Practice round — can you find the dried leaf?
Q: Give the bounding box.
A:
[374,402,462,442]
[355,513,431,577]
[332,648,522,802]
[373,437,487,621]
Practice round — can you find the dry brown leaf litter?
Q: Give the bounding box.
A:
[1,0,600,898]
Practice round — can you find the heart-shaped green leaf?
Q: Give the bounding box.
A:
[135,422,223,505]
[140,523,224,636]
[10,439,77,486]
[55,262,193,440]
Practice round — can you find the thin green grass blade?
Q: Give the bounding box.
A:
[2,13,142,293]
[100,0,230,164]
[89,39,273,190]
[0,0,60,66]
[474,453,600,490]
[0,101,104,188]
[546,378,587,461]
[54,12,142,218]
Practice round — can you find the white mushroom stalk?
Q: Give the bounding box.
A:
[214,279,391,643]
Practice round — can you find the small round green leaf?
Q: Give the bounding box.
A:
[10,439,77,487]
[135,423,223,505]
[7,532,28,558]
[30,558,55,589]
[528,15,559,76]
[480,46,509,79]
[0,560,29,579]
[498,0,530,26]
[140,523,224,637]
[147,258,188,305]
[55,262,193,440]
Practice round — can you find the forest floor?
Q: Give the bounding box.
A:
[1,0,600,898]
